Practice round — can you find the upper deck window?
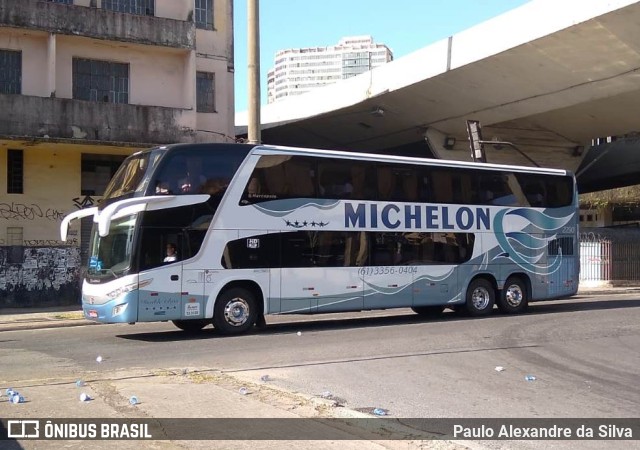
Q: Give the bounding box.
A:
[241,154,574,208]
[151,147,248,197]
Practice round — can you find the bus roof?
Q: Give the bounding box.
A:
[130,142,571,177]
[254,144,571,177]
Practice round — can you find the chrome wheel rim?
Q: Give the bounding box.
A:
[472,286,491,310]
[505,284,523,308]
[223,298,250,327]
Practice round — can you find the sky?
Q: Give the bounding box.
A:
[233,0,531,112]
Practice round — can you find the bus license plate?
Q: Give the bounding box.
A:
[88,310,98,318]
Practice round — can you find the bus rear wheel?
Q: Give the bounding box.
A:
[213,287,258,335]
[498,276,528,314]
[411,305,445,316]
[464,278,495,316]
[172,319,209,332]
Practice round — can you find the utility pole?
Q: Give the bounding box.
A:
[247,0,261,144]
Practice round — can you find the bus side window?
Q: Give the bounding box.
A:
[263,163,287,196]
[351,163,375,199]
[286,158,316,197]
[344,232,368,266]
[318,160,351,199]
[377,166,395,200]
[247,176,262,196]
[523,181,545,207]
[431,170,454,203]
[402,171,418,201]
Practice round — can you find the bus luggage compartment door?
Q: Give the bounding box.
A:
[281,267,363,314]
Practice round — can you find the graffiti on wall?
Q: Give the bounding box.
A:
[0,203,66,221]
[23,238,78,247]
[0,239,77,246]
[73,195,97,210]
[0,196,101,306]
[0,197,98,220]
[0,246,81,307]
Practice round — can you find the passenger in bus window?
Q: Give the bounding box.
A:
[179,159,207,193]
[155,181,172,194]
[247,176,262,197]
[164,243,178,263]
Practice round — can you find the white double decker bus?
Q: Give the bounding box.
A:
[61,143,579,334]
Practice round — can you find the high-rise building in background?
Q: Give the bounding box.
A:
[266,36,393,104]
[0,0,234,306]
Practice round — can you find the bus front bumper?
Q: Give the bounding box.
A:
[82,291,138,324]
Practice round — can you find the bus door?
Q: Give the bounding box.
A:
[136,228,185,322]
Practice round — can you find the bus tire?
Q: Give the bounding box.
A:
[213,287,257,335]
[172,319,209,332]
[498,276,528,314]
[411,305,445,316]
[464,278,495,316]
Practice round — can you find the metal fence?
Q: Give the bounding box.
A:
[580,229,640,285]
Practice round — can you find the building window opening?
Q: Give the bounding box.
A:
[195,0,214,29]
[0,49,21,94]
[103,0,155,16]
[81,154,127,196]
[73,58,129,104]
[7,149,24,194]
[196,71,215,112]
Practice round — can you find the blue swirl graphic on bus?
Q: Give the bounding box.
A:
[253,199,340,217]
[493,208,574,275]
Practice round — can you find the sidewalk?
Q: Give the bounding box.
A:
[1,367,449,449]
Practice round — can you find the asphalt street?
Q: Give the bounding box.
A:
[1,293,639,450]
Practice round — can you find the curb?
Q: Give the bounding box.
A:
[577,288,640,296]
[0,319,98,332]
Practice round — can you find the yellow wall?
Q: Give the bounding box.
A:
[0,141,140,247]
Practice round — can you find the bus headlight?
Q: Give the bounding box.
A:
[112,303,128,317]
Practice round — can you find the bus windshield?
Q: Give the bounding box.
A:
[102,149,165,202]
[87,214,137,280]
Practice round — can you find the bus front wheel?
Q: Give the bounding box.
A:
[213,287,258,335]
[464,278,495,316]
[498,277,528,314]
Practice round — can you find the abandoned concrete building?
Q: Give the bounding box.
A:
[0,0,234,306]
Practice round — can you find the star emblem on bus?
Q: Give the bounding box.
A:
[284,219,329,228]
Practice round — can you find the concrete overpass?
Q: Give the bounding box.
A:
[236,0,640,193]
